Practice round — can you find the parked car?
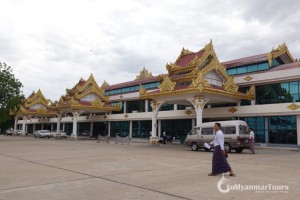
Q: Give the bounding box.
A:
[51,131,68,138]
[38,130,51,138]
[185,120,250,153]
[34,130,41,138]
[4,128,14,136]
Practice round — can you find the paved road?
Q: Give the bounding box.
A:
[0,136,299,200]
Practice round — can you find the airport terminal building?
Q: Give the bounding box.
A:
[13,41,300,147]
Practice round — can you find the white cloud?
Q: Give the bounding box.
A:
[0,0,299,100]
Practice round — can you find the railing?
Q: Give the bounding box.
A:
[97,135,110,143]
[115,134,130,145]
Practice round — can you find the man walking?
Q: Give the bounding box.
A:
[249,128,255,154]
[208,123,235,176]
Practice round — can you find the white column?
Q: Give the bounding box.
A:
[145,100,149,112]
[123,101,127,114]
[174,104,178,110]
[297,115,300,149]
[108,121,111,137]
[21,116,26,136]
[192,118,196,128]
[51,123,54,132]
[33,124,36,133]
[150,101,163,138]
[251,100,256,105]
[188,97,209,127]
[55,114,62,138]
[14,116,18,133]
[158,120,162,137]
[71,111,79,139]
[90,122,94,137]
[41,123,44,130]
[129,121,132,138]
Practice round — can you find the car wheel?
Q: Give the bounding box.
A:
[191,142,199,151]
[224,143,232,153]
[235,148,243,153]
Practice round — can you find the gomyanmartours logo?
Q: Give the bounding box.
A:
[217,174,289,194]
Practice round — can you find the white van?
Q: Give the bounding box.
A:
[185,120,250,153]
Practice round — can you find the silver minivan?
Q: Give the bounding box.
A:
[185,120,250,153]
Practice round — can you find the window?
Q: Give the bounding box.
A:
[256,81,300,104]
[226,60,278,76]
[132,121,151,138]
[110,121,130,137]
[161,119,192,139]
[222,126,236,135]
[201,128,213,135]
[237,66,247,74]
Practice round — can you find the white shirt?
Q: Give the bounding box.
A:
[249,131,255,139]
[210,130,224,150]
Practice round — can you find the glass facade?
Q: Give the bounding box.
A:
[132,120,151,138]
[242,117,266,143]
[104,82,159,96]
[127,100,145,113]
[241,116,297,144]
[268,116,297,144]
[110,121,130,137]
[161,119,192,140]
[227,59,281,76]
[256,81,300,104]
[78,122,90,136]
[160,103,174,111]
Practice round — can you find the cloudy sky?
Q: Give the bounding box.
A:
[1,0,300,101]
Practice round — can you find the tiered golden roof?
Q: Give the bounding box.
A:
[11,89,57,116]
[140,40,255,100]
[53,74,120,112]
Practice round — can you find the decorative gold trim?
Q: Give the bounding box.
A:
[244,76,253,82]
[139,84,148,96]
[246,85,255,96]
[267,43,295,67]
[91,99,105,107]
[140,86,254,100]
[158,76,176,92]
[135,67,153,80]
[175,47,194,64]
[228,107,237,113]
[101,80,109,87]
[185,109,192,115]
[223,76,238,92]
[189,71,210,91]
[287,103,300,111]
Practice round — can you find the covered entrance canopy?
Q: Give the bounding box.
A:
[52,74,120,139]
[139,41,255,138]
[11,89,57,135]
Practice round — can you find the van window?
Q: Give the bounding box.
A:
[239,125,249,134]
[189,128,199,135]
[201,128,213,135]
[223,126,236,135]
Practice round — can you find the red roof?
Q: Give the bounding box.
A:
[176,50,205,67]
[222,53,267,68]
[268,62,300,72]
[104,76,159,90]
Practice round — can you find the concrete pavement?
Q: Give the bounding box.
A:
[0,136,299,200]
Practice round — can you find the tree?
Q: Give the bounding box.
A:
[0,62,24,131]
